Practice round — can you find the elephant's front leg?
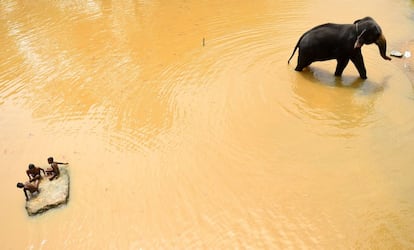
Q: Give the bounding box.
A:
[335,58,350,77]
[350,51,367,79]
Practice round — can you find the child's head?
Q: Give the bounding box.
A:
[48,157,54,164]
[17,182,24,188]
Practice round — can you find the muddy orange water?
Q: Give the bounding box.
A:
[1,0,414,249]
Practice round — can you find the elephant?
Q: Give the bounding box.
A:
[288,17,391,79]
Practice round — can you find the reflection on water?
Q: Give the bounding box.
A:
[289,67,383,136]
[1,0,414,249]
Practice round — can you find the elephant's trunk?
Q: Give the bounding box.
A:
[375,34,392,60]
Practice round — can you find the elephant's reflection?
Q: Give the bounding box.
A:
[290,66,388,134]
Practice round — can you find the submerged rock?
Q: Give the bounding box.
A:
[25,165,70,216]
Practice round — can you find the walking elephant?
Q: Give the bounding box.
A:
[288,17,391,79]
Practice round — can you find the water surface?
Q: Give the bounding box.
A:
[1,0,414,249]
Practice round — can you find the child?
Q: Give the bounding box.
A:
[45,157,68,181]
[17,181,40,201]
[26,163,45,182]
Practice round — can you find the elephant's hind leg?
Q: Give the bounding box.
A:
[295,52,312,71]
[335,58,350,76]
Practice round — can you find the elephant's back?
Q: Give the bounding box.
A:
[299,24,354,49]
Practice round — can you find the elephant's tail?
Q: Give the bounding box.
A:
[287,45,298,64]
[288,32,307,64]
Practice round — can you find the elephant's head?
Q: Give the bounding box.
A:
[353,17,392,60]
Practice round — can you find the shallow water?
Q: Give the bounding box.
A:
[1,0,414,249]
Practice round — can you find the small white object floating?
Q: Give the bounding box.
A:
[390,50,411,58]
[390,50,403,58]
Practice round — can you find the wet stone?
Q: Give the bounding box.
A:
[25,166,70,216]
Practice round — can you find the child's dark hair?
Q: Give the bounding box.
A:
[17,182,24,188]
